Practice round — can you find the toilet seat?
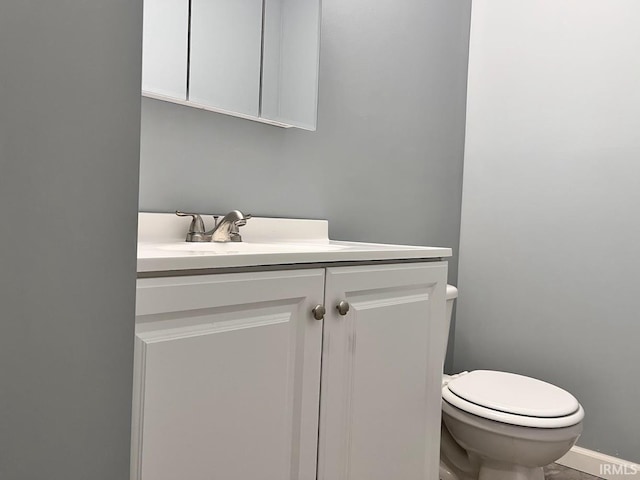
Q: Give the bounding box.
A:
[443,370,585,428]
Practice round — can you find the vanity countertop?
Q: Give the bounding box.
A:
[137,213,452,273]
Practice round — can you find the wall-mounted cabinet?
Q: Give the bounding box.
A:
[141,0,321,130]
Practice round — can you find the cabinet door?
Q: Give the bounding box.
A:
[261,0,321,130]
[318,263,448,480]
[141,0,188,100]
[131,269,325,480]
[189,0,263,116]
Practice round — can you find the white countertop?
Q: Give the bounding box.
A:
[137,213,452,273]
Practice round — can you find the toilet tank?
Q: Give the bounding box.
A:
[445,285,458,337]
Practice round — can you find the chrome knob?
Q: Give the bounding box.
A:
[312,304,326,321]
[336,301,350,316]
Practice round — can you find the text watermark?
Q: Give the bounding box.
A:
[600,463,639,476]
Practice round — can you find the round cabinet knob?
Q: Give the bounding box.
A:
[336,301,350,316]
[312,304,326,321]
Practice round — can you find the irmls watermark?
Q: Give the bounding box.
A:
[599,463,639,476]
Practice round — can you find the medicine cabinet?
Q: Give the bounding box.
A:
[142,0,321,130]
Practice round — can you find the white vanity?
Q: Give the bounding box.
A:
[133,213,451,480]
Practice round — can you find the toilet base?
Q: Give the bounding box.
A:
[439,457,545,480]
[439,460,475,480]
[477,459,544,480]
[440,457,546,480]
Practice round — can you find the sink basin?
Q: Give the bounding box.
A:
[156,242,347,255]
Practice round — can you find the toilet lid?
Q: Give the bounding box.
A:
[446,370,580,418]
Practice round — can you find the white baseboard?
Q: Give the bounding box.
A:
[557,446,640,479]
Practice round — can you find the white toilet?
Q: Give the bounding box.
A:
[440,286,584,480]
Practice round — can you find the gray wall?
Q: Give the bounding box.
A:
[139,0,471,306]
[456,0,640,461]
[0,1,141,478]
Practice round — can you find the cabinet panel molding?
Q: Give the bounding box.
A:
[136,270,326,316]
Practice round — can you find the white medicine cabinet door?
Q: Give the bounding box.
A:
[261,0,321,130]
[131,269,325,480]
[317,263,448,480]
[141,0,188,100]
[189,0,263,117]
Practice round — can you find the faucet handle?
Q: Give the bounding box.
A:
[176,211,209,242]
[176,211,205,233]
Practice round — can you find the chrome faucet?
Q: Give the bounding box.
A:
[176,210,251,242]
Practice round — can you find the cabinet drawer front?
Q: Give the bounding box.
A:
[132,269,324,480]
[319,263,448,480]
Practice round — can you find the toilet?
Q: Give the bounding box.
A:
[440,286,584,480]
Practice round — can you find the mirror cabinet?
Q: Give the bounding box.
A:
[142,0,321,130]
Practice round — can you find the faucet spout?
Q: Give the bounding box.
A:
[206,210,251,242]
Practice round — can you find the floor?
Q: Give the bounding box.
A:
[545,464,603,479]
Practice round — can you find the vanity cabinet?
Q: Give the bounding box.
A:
[132,262,447,480]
